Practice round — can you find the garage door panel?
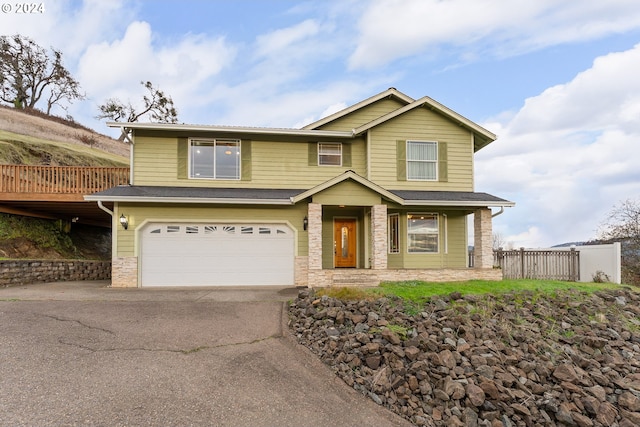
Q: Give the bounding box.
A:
[140,223,295,287]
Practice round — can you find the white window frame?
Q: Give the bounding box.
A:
[318,142,342,166]
[407,140,438,181]
[189,138,241,180]
[407,213,439,253]
[388,213,400,254]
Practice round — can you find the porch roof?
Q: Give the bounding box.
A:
[390,190,514,207]
[85,185,305,205]
[85,180,513,208]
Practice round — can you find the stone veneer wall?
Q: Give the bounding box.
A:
[111,257,138,288]
[294,256,309,287]
[304,268,503,288]
[370,204,388,270]
[0,260,111,288]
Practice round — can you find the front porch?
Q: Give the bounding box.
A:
[303,201,500,287]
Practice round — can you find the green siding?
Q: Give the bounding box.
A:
[315,98,408,131]
[312,180,382,206]
[370,108,473,191]
[133,135,366,188]
[114,203,308,257]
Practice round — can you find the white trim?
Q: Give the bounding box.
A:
[353,96,497,146]
[108,121,354,139]
[291,171,404,205]
[403,200,515,207]
[86,195,293,205]
[302,88,415,130]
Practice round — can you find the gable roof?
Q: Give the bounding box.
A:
[302,87,414,130]
[353,96,497,152]
[290,170,404,205]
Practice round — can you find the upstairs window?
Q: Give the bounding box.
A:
[318,143,342,166]
[407,141,437,180]
[190,139,240,180]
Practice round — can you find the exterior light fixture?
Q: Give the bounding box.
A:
[303,216,308,231]
[119,214,129,230]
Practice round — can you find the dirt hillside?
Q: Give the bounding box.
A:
[0,105,129,158]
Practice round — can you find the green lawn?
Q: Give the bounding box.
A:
[316,279,626,302]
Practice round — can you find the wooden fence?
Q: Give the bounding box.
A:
[469,247,580,281]
[0,165,130,194]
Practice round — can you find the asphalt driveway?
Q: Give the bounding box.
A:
[0,281,409,427]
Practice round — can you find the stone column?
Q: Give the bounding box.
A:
[307,203,323,270]
[370,204,388,270]
[474,208,493,269]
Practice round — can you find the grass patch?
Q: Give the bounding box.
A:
[377,279,624,303]
[0,130,128,166]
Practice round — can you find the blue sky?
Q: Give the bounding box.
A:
[2,0,640,247]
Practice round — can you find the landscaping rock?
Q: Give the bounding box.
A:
[288,287,640,427]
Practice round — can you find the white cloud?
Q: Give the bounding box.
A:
[75,20,237,128]
[350,0,640,69]
[0,0,133,60]
[255,19,320,57]
[477,44,640,247]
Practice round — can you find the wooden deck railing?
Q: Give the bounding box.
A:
[0,164,130,194]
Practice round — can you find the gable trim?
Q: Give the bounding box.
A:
[302,88,415,130]
[291,171,404,205]
[353,96,497,151]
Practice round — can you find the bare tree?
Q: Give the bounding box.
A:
[0,34,84,112]
[598,198,640,285]
[96,81,178,129]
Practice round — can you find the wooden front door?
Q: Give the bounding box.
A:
[334,218,357,267]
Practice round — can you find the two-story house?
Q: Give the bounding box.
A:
[86,88,513,288]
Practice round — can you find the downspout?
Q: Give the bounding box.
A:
[121,127,134,185]
[491,207,504,218]
[97,200,118,260]
[97,200,113,216]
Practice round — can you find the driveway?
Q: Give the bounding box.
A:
[0,281,410,427]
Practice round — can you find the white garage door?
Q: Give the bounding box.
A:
[140,223,295,287]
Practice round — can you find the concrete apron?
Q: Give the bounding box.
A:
[0,281,410,427]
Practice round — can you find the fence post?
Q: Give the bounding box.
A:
[569,247,577,282]
[520,247,525,279]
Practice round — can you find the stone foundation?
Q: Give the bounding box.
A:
[111,257,138,288]
[0,260,111,288]
[303,267,503,288]
[294,256,309,287]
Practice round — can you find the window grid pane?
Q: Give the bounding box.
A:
[318,143,342,166]
[388,214,400,254]
[407,141,437,180]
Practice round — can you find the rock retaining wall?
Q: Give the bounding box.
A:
[0,260,111,287]
[289,288,640,426]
